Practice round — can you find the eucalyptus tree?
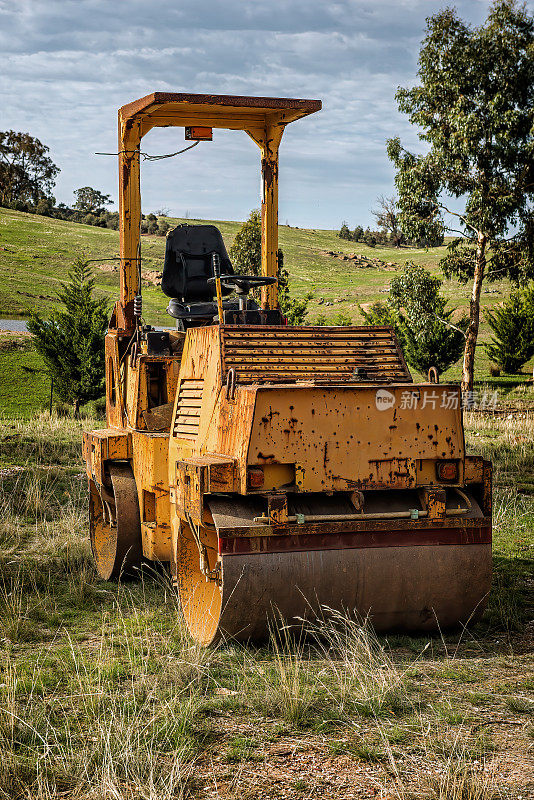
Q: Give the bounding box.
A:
[0,130,59,206]
[387,0,534,390]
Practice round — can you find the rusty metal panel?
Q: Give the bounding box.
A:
[221,326,412,384]
[465,455,485,484]
[131,431,172,560]
[176,461,207,522]
[120,93,321,126]
[173,380,204,438]
[174,456,236,524]
[248,385,464,493]
[83,428,131,485]
[420,488,447,519]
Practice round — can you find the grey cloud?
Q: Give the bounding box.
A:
[0,0,499,227]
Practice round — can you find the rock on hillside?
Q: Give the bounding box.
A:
[320,251,398,270]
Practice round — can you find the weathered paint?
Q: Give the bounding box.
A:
[84,92,492,646]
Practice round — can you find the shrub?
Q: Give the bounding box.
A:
[359,301,406,350]
[389,263,467,377]
[339,222,352,240]
[360,264,466,378]
[229,209,262,275]
[27,260,109,415]
[485,284,534,373]
[363,228,376,247]
[331,311,353,326]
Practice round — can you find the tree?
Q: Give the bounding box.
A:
[73,186,113,215]
[358,300,406,350]
[0,130,59,206]
[27,260,109,415]
[230,210,311,323]
[353,225,364,242]
[360,263,467,378]
[372,195,404,247]
[230,209,262,274]
[277,250,311,325]
[485,283,534,372]
[339,222,352,241]
[387,1,534,391]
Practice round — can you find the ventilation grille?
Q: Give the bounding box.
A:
[173,379,204,438]
[221,326,411,384]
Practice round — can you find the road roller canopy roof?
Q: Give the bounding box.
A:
[115,92,322,330]
[119,92,322,131]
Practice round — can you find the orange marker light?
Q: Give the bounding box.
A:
[185,126,213,141]
[436,461,459,481]
[247,467,264,490]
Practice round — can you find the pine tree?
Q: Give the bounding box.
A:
[338,222,352,241]
[229,210,311,324]
[229,209,262,275]
[360,264,467,378]
[485,284,534,373]
[358,301,407,351]
[28,260,109,415]
[399,299,467,377]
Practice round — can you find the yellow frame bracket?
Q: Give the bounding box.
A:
[113,92,321,330]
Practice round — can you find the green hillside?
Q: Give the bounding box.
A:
[0,206,528,387]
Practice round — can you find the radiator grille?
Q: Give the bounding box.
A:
[221,326,411,384]
[173,379,204,438]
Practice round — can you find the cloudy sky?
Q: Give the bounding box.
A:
[0,0,505,228]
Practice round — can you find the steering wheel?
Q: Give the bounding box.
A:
[208,274,277,293]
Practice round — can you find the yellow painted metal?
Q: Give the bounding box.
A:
[84,92,491,646]
[114,93,321,329]
[116,118,142,330]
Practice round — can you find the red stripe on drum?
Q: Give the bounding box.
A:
[220,526,491,556]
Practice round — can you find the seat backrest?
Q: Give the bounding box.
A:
[161,224,234,301]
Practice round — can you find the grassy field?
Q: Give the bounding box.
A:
[0,408,532,799]
[2,206,532,389]
[0,207,533,797]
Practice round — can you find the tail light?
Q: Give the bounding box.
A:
[436,460,459,482]
[247,466,264,490]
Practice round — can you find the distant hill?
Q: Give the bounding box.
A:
[1,207,457,323]
[0,207,518,383]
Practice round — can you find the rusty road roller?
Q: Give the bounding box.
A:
[83,92,492,645]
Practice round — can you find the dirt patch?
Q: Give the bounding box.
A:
[142,269,162,286]
[0,331,33,352]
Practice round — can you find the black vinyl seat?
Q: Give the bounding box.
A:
[161,222,279,327]
[162,224,233,322]
[166,297,248,321]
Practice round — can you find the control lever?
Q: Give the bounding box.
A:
[212,253,224,323]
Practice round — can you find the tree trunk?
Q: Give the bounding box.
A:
[461,232,487,394]
[74,398,80,419]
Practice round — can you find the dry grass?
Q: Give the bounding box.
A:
[0,411,531,798]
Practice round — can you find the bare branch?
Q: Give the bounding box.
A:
[438,203,480,236]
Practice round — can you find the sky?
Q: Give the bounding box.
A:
[0,0,511,229]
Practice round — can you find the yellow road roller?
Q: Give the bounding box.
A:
[83,92,492,645]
